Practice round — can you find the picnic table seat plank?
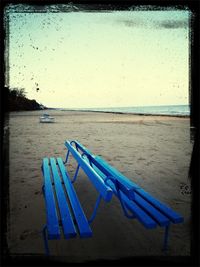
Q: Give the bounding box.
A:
[84,155,136,200]
[92,162,170,226]
[120,192,158,228]
[42,158,60,239]
[94,155,183,224]
[83,158,157,227]
[74,141,139,191]
[65,141,113,202]
[74,153,157,228]
[95,165,170,227]
[74,144,183,226]
[135,189,184,224]
[70,141,136,200]
[94,155,140,190]
[84,152,183,223]
[50,158,77,238]
[56,157,92,238]
[90,163,158,228]
[133,193,170,226]
[73,140,93,157]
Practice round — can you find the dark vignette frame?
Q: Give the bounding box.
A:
[0,0,199,266]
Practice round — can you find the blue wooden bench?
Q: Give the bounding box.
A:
[41,140,184,255]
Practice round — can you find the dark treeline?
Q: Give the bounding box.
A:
[4,87,46,111]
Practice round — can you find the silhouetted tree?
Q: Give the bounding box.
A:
[5,86,46,111]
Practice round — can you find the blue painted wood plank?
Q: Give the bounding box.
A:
[65,141,113,202]
[134,194,169,226]
[94,156,140,190]
[92,156,139,200]
[42,158,60,239]
[50,158,77,238]
[69,141,137,200]
[91,163,157,229]
[57,158,92,238]
[88,160,170,226]
[136,189,184,224]
[66,141,183,225]
[120,192,158,229]
[72,140,93,157]
[92,155,183,224]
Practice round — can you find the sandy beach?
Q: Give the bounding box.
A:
[5,110,192,263]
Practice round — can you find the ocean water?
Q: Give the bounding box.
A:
[65,105,190,116]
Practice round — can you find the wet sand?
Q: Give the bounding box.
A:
[6,110,192,263]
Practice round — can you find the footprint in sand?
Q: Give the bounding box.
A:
[138,157,146,161]
[34,190,42,195]
[19,229,38,240]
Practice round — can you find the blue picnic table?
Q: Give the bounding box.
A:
[41,140,184,255]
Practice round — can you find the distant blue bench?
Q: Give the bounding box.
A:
[41,140,183,255]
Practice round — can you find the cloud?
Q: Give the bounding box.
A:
[117,11,190,29]
[120,19,146,28]
[157,19,188,29]
[116,15,189,30]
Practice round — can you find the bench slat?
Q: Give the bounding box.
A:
[136,189,184,224]
[50,158,77,238]
[82,155,135,199]
[94,155,140,190]
[84,155,170,226]
[70,141,138,200]
[71,140,139,190]
[93,155,183,224]
[120,192,157,229]
[65,141,113,202]
[42,158,60,239]
[134,193,169,226]
[57,158,92,238]
[91,164,157,229]
[73,140,93,157]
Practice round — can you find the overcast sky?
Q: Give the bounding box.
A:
[6,6,190,108]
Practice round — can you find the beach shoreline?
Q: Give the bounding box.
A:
[5,110,192,262]
[45,108,190,118]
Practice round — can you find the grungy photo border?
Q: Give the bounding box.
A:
[1,0,199,266]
